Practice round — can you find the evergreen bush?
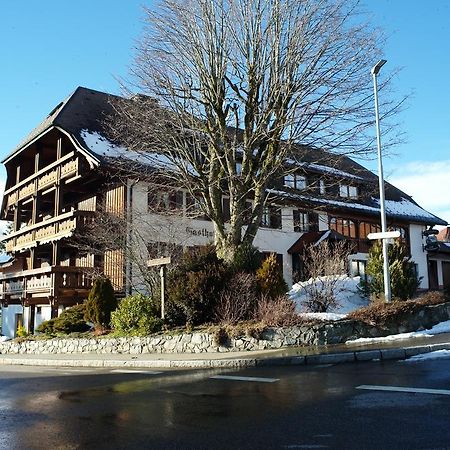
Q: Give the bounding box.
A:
[111,293,163,336]
[256,253,288,299]
[361,240,421,301]
[84,277,117,329]
[228,242,262,273]
[166,246,229,327]
[37,304,90,335]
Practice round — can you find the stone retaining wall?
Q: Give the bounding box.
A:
[1,302,449,355]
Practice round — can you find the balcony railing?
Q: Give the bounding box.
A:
[61,159,78,178]
[38,170,58,190]
[3,152,78,205]
[2,211,94,252]
[0,266,94,298]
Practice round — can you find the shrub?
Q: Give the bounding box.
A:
[214,272,258,324]
[212,326,230,346]
[16,325,29,338]
[256,254,288,299]
[84,277,117,330]
[361,240,421,301]
[111,293,163,336]
[36,319,55,335]
[37,304,90,335]
[228,242,262,273]
[254,295,299,327]
[347,291,446,328]
[302,241,350,312]
[166,246,229,327]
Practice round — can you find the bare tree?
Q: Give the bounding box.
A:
[301,240,351,312]
[108,0,402,262]
[72,182,197,296]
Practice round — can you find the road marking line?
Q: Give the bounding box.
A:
[210,375,279,383]
[110,369,163,375]
[356,385,450,396]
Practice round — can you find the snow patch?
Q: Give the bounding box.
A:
[405,350,450,362]
[289,275,369,320]
[346,319,450,345]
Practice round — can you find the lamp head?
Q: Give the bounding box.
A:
[371,59,387,76]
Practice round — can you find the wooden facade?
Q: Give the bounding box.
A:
[0,127,124,316]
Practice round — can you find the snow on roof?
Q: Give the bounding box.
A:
[80,130,178,171]
[285,156,366,180]
[267,188,444,224]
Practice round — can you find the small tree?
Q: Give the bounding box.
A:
[301,240,350,312]
[362,240,421,301]
[84,277,117,330]
[256,254,288,300]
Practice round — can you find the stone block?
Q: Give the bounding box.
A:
[404,346,430,357]
[355,350,382,361]
[306,352,355,365]
[380,348,406,360]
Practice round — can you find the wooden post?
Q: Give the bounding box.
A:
[160,265,166,320]
[147,256,171,320]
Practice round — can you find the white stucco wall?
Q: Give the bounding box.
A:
[1,305,23,338]
[409,224,428,289]
[131,182,309,288]
[1,304,54,338]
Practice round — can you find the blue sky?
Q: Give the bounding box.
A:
[1,0,449,222]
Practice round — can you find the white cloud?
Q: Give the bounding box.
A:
[388,160,450,224]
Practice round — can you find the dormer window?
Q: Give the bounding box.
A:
[284,174,306,190]
[339,184,358,198]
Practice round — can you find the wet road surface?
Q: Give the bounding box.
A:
[1,357,450,449]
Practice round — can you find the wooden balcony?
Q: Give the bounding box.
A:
[61,158,79,178]
[2,210,94,252]
[18,182,35,202]
[3,152,79,206]
[38,169,58,190]
[0,266,94,300]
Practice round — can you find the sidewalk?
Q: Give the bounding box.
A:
[1,333,450,369]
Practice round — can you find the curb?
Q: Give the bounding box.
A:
[1,342,449,369]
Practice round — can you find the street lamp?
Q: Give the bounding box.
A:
[371,59,391,302]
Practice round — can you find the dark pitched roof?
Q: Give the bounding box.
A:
[3,87,121,163]
[287,230,347,254]
[4,86,447,227]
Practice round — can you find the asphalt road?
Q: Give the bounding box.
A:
[1,357,450,450]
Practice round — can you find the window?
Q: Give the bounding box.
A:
[359,222,381,239]
[293,210,309,232]
[260,206,282,229]
[148,189,183,212]
[284,174,306,190]
[339,184,358,198]
[186,194,210,220]
[319,179,326,195]
[329,217,356,238]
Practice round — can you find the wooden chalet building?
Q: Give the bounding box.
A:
[0,87,447,337]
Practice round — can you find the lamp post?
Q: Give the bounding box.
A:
[371,59,391,302]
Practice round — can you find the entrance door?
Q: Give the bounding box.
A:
[442,262,450,289]
[428,260,439,290]
[14,313,24,337]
